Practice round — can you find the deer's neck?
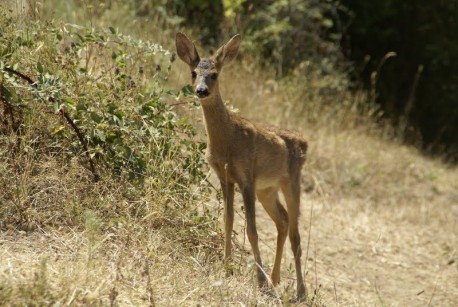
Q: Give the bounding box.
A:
[200,92,233,151]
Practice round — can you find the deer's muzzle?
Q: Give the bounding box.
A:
[196,86,209,98]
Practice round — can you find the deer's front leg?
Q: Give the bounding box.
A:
[241,184,267,288]
[221,180,234,262]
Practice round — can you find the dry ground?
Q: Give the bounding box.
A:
[256,187,458,306]
[2,137,457,306]
[223,131,458,306]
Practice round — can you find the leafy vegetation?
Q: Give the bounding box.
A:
[0,1,216,244]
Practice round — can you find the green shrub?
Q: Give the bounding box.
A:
[227,0,344,77]
[0,6,210,230]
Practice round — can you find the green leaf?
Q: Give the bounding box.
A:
[63,97,76,110]
[95,129,106,141]
[63,97,75,105]
[51,125,65,136]
[76,103,87,112]
[180,84,194,96]
[37,62,43,74]
[1,85,16,102]
[90,112,102,123]
[322,18,333,28]
[109,26,116,34]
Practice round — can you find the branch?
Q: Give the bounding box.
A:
[3,66,37,87]
[2,66,100,182]
[59,108,100,182]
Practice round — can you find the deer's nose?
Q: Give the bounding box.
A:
[196,86,209,98]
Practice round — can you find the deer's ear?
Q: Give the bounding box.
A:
[214,34,241,68]
[175,32,200,69]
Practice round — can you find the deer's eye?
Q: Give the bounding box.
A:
[211,73,218,80]
[191,71,197,79]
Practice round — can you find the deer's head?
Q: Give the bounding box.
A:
[175,32,241,100]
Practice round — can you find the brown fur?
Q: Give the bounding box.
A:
[176,32,308,301]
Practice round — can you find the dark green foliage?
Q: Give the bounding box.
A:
[232,0,344,77]
[134,0,224,45]
[131,0,344,77]
[340,0,458,160]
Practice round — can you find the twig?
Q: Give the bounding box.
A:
[2,65,100,182]
[314,246,318,294]
[60,108,100,182]
[427,273,440,307]
[169,101,191,107]
[369,52,397,101]
[304,200,314,275]
[3,66,37,86]
[404,64,424,117]
[334,281,338,303]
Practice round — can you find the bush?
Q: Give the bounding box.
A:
[228,0,345,77]
[0,6,210,229]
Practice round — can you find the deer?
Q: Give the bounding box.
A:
[175,32,308,301]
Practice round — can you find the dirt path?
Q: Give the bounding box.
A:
[1,187,456,306]
[229,188,458,306]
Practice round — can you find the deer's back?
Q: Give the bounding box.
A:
[261,124,308,168]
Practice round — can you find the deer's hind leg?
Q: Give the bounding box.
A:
[281,176,307,301]
[256,187,288,286]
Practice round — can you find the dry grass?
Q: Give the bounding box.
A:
[1,1,457,306]
[216,62,458,306]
